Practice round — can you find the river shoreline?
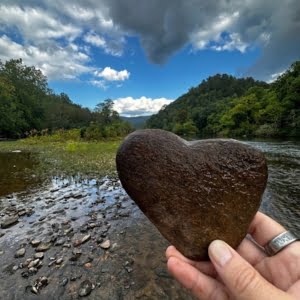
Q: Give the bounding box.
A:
[0,138,299,299]
[0,176,195,299]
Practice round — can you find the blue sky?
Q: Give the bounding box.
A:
[0,1,299,116]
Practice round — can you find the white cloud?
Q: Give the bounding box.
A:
[0,35,91,80]
[89,80,107,90]
[95,67,130,81]
[83,32,124,56]
[84,32,106,47]
[212,33,248,53]
[113,96,174,117]
[191,12,245,52]
[0,3,125,81]
[267,70,285,83]
[0,5,81,42]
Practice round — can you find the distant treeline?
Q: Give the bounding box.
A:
[146,61,300,138]
[0,59,132,139]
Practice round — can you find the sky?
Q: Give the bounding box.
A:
[0,1,299,116]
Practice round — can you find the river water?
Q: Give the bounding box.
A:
[0,139,299,299]
[245,139,300,233]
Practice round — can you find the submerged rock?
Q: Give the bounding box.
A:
[1,216,19,228]
[36,242,52,252]
[30,240,41,247]
[73,234,91,247]
[34,252,44,259]
[78,280,93,297]
[15,248,26,258]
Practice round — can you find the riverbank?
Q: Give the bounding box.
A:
[0,176,193,299]
[0,138,121,178]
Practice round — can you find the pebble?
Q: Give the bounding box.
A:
[21,271,29,278]
[74,234,91,247]
[88,223,96,229]
[40,276,48,285]
[12,265,19,271]
[61,277,68,286]
[55,258,63,265]
[15,248,26,258]
[84,263,92,269]
[81,234,91,244]
[55,238,65,246]
[100,240,110,249]
[78,280,93,297]
[31,286,38,294]
[28,267,38,274]
[28,259,40,269]
[1,216,19,229]
[23,258,33,267]
[18,210,27,217]
[36,242,52,252]
[34,252,44,259]
[31,239,41,247]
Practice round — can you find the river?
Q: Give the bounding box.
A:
[0,139,299,299]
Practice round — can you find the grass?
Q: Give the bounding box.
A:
[0,136,122,178]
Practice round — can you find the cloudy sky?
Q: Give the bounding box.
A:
[0,1,299,116]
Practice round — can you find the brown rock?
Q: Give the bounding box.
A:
[99,240,110,249]
[84,262,92,269]
[35,242,52,252]
[31,239,41,247]
[28,259,40,269]
[116,129,268,260]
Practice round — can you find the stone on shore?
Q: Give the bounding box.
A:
[15,248,26,258]
[1,216,19,229]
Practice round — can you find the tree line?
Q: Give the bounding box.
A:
[146,61,300,138]
[0,59,132,139]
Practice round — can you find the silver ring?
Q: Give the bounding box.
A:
[264,231,299,256]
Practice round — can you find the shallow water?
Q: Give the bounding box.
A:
[0,139,299,299]
[245,140,300,233]
[0,152,41,197]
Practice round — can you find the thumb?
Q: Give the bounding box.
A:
[208,240,291,300]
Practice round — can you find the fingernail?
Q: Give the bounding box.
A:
[209,240,232,267]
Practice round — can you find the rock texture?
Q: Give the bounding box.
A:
[116,129,268,260]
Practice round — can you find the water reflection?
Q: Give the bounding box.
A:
[0,152,41,197]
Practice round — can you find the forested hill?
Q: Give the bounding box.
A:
[146,61,300,138]
[0,59,132,139]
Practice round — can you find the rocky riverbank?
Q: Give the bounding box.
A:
[0,177,194,299]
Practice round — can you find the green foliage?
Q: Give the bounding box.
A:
[146,62,300,137]
[82,99,133,141]
[173,121,199,137]
[0,59,133,140]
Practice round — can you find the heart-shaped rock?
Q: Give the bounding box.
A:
[116,129,268,260]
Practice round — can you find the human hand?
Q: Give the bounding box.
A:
[166,212,300,300]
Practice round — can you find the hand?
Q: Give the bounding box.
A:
[166,212,300,300]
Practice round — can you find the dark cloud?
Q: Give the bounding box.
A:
[104,0,233,63]
[103,0,300,79]
[240,1,300,79]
